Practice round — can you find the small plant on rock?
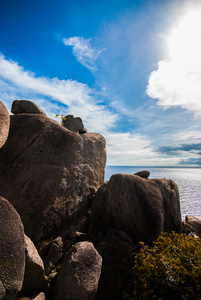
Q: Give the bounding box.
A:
[55,114,66,125]
[125,231,201,300]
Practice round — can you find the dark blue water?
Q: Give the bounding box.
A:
[105,166,201,221]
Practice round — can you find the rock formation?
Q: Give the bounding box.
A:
[89,173,182,245]
[0,106,106,250]
[54,242,102,300]
[62,114,87,133]
[0,100,187,300]
[0,196,25,299]
[0,101,10,148]
[22,235,48,296]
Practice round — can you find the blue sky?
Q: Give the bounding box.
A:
[1,0,201,166]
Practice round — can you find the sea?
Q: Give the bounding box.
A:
[105,166,201,221]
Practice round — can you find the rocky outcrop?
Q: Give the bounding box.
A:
[22,235,48,296]
[54,241,102,300]
[62,114,87,133]
[182,215,201,238]
[152,178,181,233]
[95,230,136,300]
[11,100,46,115]
[89,173,182,245]
[0,111,106,249]
[0,101,10,148]
[0,196,25,299]
[44,237,63,275]
[0,100,186,300]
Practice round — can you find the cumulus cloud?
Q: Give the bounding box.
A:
[147,9,201,116]
[63,36,103,70]
[147,60,201,115]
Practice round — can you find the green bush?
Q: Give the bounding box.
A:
[55,114,66,125]
[125,232,201,300]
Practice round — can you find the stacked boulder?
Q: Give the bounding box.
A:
[0,100,184,299]
[0,100,106,251]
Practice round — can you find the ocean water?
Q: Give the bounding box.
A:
[105,166,201,221]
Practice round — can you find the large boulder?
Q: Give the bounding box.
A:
[0,101,10,148]
[89,174,181,245]
[0,110,106,250]
[54,241,102,300]
[95,230,136,300]
[11,100,46,115]
[0,196,25,299]
[22,235,48,296]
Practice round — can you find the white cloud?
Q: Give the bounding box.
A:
[0,53,191,166]
[147,9,201,116]
[0,54,116,132]
[147,60,201,115]
[63,36,103,70]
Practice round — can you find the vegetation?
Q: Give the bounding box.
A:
[125,232,201,300]
[55,114,66,125]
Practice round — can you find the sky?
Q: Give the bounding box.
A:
[0,0,201,166]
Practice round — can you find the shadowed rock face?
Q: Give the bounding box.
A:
[54,241,102,300]
[0,101,10,148]
[0,114,106,249]
[0,196,25,299]
[89,174,182,245]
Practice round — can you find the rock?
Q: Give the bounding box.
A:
[152,178,181,233]
[32,292,46,300]
[11,100,46,115]
[89,174,164,244]
[62,114,85,133]
[22,235,48,296]
[0,113,106,250]
[134,170,150,179]
[0,101,10,148]
[182,215,201,238]
[89,174,182,245]
[0,196,25,299]
[54,241,102,300]
[79,127,87,134]
[95,230,137,300]
[44,237,63,275]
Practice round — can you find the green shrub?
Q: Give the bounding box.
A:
[125,232,201,300]
[55,114,66,125]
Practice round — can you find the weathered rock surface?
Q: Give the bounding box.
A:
[182,215,201,238]
[0,112,106,250]
[11,100,46,115]
[134,170,150,179]
[62,114,86,133]
[152,178,181,233]
[89,174,181,244]
[54,241,102,300]
[32,292,46,300]
[44,237,63,275]
[22,235,48,296]
[0,101,10,148]
[0,196,25,299]
[95,230,137,300]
